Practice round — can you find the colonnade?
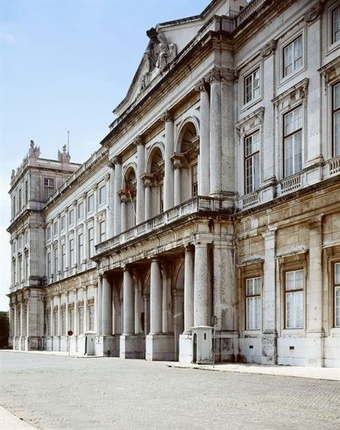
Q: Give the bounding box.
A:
[107,67,235,238]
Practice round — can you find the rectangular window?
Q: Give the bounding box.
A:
[159,183,164,213]
[334,263,340,327]
[69,238,74,267]
[47,251,51,279]
[78,233,84,264]
[53,220,58,237]
[24,252,29,280]
[246,277,261,330]
[69,308,74,332]
[68,208,74,226]
[283,35,302,77]
[25,180,29,204]
[53,311,58,336]
[77,202,84,219]
[191,164,198,197]
[88,305,94,331]
[99,220,106,242]
[244,131,260,194]
[87,194,94,213]
[61,243,66,272]
[44,178,55,200]
[46,226,52,242]
[99,185,106,205]
[333,6,340,44]
[244,68,260,103]
[285,269,304,329]
[61,215,66,232]
[18,189,22,210]
[78,306,84,335]
[18,255,22,282]
[284,106,303,177]
[12,196,16,217]
[54,247,58,276]
[88,227,94,258]
[333,83,340,157]
[61,310,66,336]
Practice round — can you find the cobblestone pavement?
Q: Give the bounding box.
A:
[0,352,339,430]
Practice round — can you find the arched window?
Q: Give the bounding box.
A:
[124,167,137,229]
[147,147,164,217]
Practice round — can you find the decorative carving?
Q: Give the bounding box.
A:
[161,110,173,122]
[58,144,70,164]
[221,68,236,82]
[194,79,208,93]
[204,67,222,84]
[304,2,324,24]
[28,140,40,158]
[261,39,277,58]
[133,135,144,146]
[112,155,122,165]
[155,30,177,69]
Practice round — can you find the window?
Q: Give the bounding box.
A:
[53,310,58,336]
[244,68,260,103]
[44,178,55,199]
[12,196,16,217]
[191,163,198,197]
[69,238,74,267]
[46,226,52,242]
[47,251,51,279]
[78,233,84,264]
[99,184,106,205]
[333,6,340,44]
[68,208,74,226]
[88,305,94,331]
[99,220,106,242]
[87,194,94,213]
[61,215,65,231]
[244,131,260,193]
[333,83,340,156]
[283,106,302,177]
[77,202,84,219]
[246,277,261,330]
[24,251,29,280]
[283,35,302,77]
[53,247,58,276]
[53,220,58,237]
[78,306,84,334]
[159,183,164,213]
[69,307,74,332]
[285,269,304,329]
[61,310,66,336]
[61,243,66,272]
[18,255,22,282]
[334,263,340,327]
[25,180,29,204]
[88,227,94,258]
[18,189,22,210]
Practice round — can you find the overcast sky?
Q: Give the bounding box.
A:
[0,0,211,311]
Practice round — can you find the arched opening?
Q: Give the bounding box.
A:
[123,167,137,230]
[146,146,164,217]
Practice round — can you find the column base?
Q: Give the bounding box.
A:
[95,335,119,357]
[146,334,174,361]
[120,334,145,359]
[179,333,193,363]
[261,331,277,365]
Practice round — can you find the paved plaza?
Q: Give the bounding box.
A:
[0,352,339,430]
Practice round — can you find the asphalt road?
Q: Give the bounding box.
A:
[0,351,339,429]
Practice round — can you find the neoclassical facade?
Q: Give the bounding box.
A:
[8,0,340,367]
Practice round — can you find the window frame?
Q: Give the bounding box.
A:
[244,68,260,105]
[283,105,303,177]
[244,130,260,194]
[334,262,340,327]
[332,5,340,44]
[333,82,340,157]
[285,269,304,329]
[245,277,262,330]
[282,34,303,78]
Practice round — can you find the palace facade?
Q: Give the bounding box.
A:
[8,0,340,367]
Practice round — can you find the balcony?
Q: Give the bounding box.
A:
[95,196,232,257]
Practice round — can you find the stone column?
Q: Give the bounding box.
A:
[205,68,222,196]
[96,276,102,335]
[262,226,278,365]
[135,136,145,224]
[195,80,210,196]
[194,243,209,326]
[113,285,122,335]
[173,159,182,206]
[162,111,174,210]
[143,294,150,335]
[113,156,122,236]
[144,178,152,220]
[162,262,170,334]
[307,217,323,366]
[134,274,142,335]
[102,275,112,335]
[150,258,162,334]
[123,269,134,335]
[184,245,194,333]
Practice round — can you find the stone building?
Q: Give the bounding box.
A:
[7,0,340,367]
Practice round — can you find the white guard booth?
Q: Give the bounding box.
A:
[192,326,213,364]
[84,331,96,356]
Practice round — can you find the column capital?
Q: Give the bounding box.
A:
[112,155,122,165]
[261,39,277,58]
[195,79,208,93]
[262,225,278,239]
[304,2,324,24]
[204,67,222,84]
[308,214,324,230]
[161,110,173,122]
[133,135,144,146]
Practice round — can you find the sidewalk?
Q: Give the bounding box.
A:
[166,362,340,381]
[0,406,36,430]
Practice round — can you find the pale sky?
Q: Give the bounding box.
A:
[0,0,211,311]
